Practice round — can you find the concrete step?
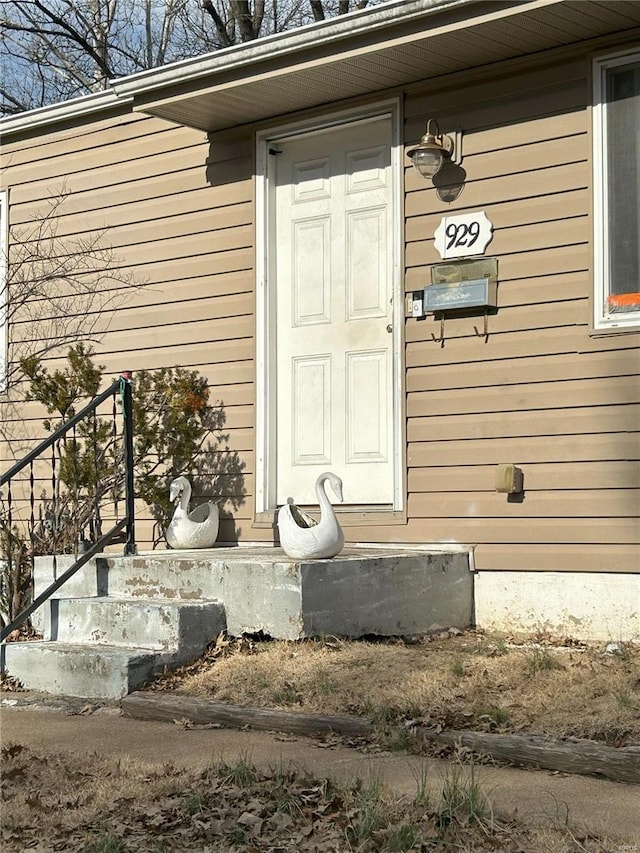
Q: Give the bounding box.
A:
[0,642,163,699]
[50,598,226,656]
[33,545,474,641]
[4,544,475,699]
[3,596,226,699]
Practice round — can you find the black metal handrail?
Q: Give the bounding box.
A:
[0,521,127,642]
[0,373,136,642]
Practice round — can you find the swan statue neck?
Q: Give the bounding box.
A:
[315,472,341,510]
[315,476,329,514]
[180,479,191,509]
[277,471,344,560]
[174,476,192,510]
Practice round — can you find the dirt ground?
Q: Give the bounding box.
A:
[2,736,634,853]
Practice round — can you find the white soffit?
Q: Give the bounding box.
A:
[111,0,640,132]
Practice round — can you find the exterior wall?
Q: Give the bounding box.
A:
[1,38,639,579]
[395,49,639,576]
[0,107,257,545]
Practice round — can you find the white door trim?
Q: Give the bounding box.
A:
[255,99,404,515]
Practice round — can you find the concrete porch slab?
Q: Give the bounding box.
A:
[101,545,475,640]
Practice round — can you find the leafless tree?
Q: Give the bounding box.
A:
[0,0,380,115]
[1,188,142,395]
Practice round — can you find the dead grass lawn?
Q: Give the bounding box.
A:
[151,632,640,746]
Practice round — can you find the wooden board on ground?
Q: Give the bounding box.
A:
[418,728,640,785]
[121,692,372,737]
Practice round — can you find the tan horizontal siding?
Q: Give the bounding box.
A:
[12,291,254,341]
[1,377,254,450]
[405,300,589,344]
[408,461,640,492]
[102,204,253,251]
[110,224,253,268]
[407,490,639,519]
[132,518,273,547]
[115,246,254,284]
[406,160,589,219]
[8,136,209,202]
[408,377,639,418]
[407,228,588,277]
[16,199,254,246]
[1,110,161,164]
[402,49,639,574]
[407,351,639,392]
[14,272,255,331]
[408,405,640,442]
[406,134,588,199]
[1,410,254,464]
[396,518,637,545]
[6,422,254,476]
[14,309,253,352]
[10,181,250,233]
[94,340,254,373]
[408,435,639,467]
[9,152,252,214]
[480,273,587,309]
[406,190,589,243]
[406,325,640,367]
[7,338,255,382]
[475,543,638,573]
[10,166,251,222]
[404,55,588,123]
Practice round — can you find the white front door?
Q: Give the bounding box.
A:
[266,114,398,507]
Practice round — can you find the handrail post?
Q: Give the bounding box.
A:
[120,372,136,556]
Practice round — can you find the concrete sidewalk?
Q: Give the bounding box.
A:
[1,699,639,846]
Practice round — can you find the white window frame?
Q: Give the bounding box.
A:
[0,189,7,390]
[593,48,640,331]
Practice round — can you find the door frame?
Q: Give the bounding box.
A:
[254,99,404,518]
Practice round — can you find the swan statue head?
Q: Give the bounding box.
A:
[277,472,345,560]
[165,475,220,550]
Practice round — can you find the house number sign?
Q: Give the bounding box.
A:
[434,211,493,260]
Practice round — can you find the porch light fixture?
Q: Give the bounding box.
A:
[407,119,455,180]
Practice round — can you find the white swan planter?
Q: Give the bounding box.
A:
[165,476,220,550]
[277,472,345,560]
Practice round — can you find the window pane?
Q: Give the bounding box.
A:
[606,62,640,312]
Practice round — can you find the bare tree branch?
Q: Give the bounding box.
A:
[1,188,146,395]
[310,1,325,21]
[1,1,385,115]
[30,1,113,80]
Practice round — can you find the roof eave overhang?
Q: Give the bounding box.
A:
[2,0,639,139]
[110,0,640,133]
[0,89,130,140]
[113,0,555,131]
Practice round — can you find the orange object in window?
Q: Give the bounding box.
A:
[608,292,640,307]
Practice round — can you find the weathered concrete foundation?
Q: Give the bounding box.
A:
[475,571,640,642]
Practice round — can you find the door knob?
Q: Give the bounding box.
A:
[386,324,393,333]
